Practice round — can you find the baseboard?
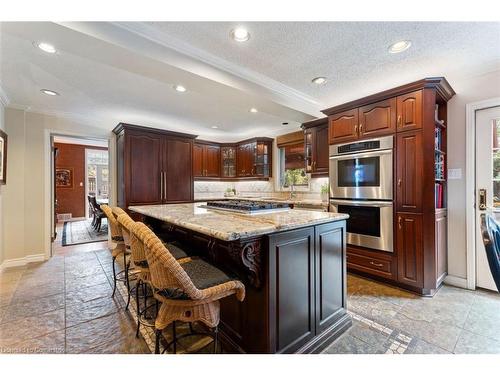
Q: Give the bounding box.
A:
[444,275,469,289]
[0,254,46,272]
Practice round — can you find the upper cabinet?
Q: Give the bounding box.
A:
[113,123,196,211]
[328,109,359,144]
[302,118,329,177]
[358,98,397,138]
[397,90,423,131]
[196,138,272,181]
[194,142,220,178]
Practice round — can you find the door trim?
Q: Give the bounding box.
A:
[44,129,114,260]
[465,97,500,290]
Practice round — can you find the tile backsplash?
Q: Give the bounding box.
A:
[194,177,329,200]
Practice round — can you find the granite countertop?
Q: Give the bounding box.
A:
[129,202,348,241]
[194,196,329,207]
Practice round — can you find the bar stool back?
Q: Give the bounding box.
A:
[136,222,245,354]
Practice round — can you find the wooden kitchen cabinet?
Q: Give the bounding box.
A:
[396,130,423,213]
[302,118,329,177]
[114,123,195,211]
[321,77,455,296]
[193,141,220,178]
[221,146,237,178]
[122,130,164,206]
[328,109,359,144]
[397,90,422,131]
[358,98,397,138]
[237,142,254,177]
[396,213,424,288]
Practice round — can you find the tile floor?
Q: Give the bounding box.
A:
[323,274,500,354]
[1,229,500,354]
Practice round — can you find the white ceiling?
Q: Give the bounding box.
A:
[1,22,500,142]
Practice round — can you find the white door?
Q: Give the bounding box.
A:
[475,106,500,291]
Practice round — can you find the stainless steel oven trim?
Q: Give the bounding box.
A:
[329,148,393,161]
[330,199,393,253]
[329,150,393,200]
[330,135,394,157]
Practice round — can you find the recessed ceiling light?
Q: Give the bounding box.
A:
[40,89,59,96]
[249,108,258,113]
[311,77,327,85]
[211,125,219,129]
[230,27,250,42]
[282,122,289,126]
[388,40,411,54]
[173,85,186,92]
[36,42,56,54]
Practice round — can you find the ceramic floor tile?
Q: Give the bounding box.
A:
[347,294,401,325]
[65,281,114,305]
[389,311,462,352]
[323,333,382,354]
[454,329,500,354]
[1,293,65,324]
[3,329,65,354]
[463,307,500,341]
[405,338,451,354]
[0,308,65,348]
[65,295,121,328]
[65,272,110,292]
[65,310,148,354]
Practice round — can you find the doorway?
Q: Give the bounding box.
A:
[475,106,500,291]
[51,135,110,251]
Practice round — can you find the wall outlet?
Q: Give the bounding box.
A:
[448,168,462,180]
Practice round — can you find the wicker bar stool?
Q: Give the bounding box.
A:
[101,205,132,303]
[136,222,245,354]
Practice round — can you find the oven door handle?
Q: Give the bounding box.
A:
[329,149,393,160]
[329,199,393,208]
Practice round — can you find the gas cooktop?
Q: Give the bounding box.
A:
[203,200,290,214]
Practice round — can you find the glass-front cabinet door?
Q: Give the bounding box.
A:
[221,146,237,178]
[254,141,270,177]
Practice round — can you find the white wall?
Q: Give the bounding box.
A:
[447,69,500,280]
[0,101,5,266]
[2,108,112,264]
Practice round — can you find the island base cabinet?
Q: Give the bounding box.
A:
[268,221,349,353]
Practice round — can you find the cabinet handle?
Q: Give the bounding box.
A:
[164,172,167,201]
[398,216,402,230]
[397,115,402,127]
[359,123,363,133]
[398,178,402,187]
[369,261,383,267]
[160,172,163,201]
[354,124,358,134]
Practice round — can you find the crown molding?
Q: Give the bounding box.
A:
[111,22,323,111]
[0,85,10,107]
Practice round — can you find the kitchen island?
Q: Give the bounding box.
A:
[129,202,351,353]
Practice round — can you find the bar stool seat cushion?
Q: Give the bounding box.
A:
[163,241,189,260]
[158,259,234,300]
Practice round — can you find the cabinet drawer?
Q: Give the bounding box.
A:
[346,249,396,280]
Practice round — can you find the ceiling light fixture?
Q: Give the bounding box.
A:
[388,40,412,54]
[311,77,327,85]
[211,125,219,129]
[230,27,250,42]
[36,42,57,54]
[249,108,258,113]
[282,122,289,126]
[173,85,186,92]
[40,89,59,96]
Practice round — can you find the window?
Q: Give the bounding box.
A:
[279,142,309,187]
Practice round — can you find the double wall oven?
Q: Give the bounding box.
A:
[329,136,394,253]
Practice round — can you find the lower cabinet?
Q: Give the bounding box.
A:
[268,221,346,353]
[396,213,424,288]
